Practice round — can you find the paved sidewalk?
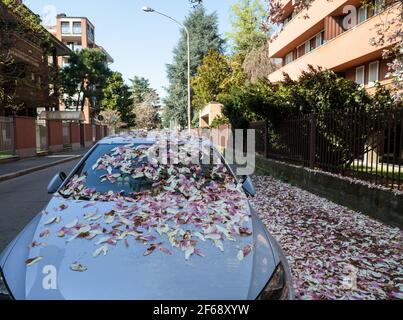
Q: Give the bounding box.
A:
[0,148,90,181]
[250,175,402,300]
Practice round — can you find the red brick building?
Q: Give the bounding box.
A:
[0,0,70,117]
[45,14,114,123]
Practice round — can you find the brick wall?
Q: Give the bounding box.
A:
[48,120,63,152]
[84,124,93,147]
[14,116,36,158]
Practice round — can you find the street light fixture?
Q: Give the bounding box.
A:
[141,6,154,12]
[142,6,191,133]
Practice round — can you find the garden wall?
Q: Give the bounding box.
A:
[255,156,403,229]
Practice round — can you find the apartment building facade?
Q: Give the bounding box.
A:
[0,1,71,117]
[46,14,114,123]
[268,0,401,93]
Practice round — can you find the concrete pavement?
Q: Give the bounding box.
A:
[0,148,89,182]
[0,159,80,252]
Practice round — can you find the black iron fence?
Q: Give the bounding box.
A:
[252,108,403,191]
[0,116,14,156]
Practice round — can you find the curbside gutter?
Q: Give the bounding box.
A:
[0,155,83,183]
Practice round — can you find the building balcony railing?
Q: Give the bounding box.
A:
[268,4,401,82]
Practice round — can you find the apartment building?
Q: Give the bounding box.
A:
[47,14,114,67]
[268,0,401,93]
[0,1,71,117]
[46,14,114,123]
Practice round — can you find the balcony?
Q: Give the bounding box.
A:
[269,0,353,58]
[268,4,401,82]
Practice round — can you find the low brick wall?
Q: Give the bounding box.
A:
[255,156,403,229]
[14,116,36,158]
[48,120,63,153]
[84,124,93,148]
[70,123,81,150]
[96,125,102,141]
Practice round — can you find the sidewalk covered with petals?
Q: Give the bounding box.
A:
[250,176,403,300]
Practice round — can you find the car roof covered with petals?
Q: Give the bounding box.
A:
[98,136,156,145]
[97,131,212,147]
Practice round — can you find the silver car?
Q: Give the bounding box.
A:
[0,135,294,300]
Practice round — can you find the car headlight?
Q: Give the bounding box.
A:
[0,269,13,300]
[257,263,290,300]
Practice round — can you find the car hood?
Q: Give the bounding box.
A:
[2,196,277,300]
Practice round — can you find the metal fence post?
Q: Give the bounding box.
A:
[264,120,269,159]
[309,114,316,169]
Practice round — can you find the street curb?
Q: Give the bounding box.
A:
[0,155,83,183]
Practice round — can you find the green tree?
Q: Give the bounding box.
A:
[0,0,55,114]
[163,5,224,128]
[100,72,134,127]
[191,50,231,110]
[61,48,111,111]
[130,76,153,105]
[218,85,259,130]
[226,0,268,55]
[189,0,203,7]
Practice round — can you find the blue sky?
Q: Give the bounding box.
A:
[24,0,237,98]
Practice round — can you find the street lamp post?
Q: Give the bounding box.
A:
[142,6,191,133]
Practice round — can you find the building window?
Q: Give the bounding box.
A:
[355,66,365,85]
[285,52,293,65]
[61,22,70,34]
[358,6,368,24]
[304,41,311,54]
[62,57,70,67]
[31,73,35,81]
[87,25,94,41]
[315,32,324,48]
[296,44,304,58]
[37,75,42,85]
[73,22,82,34]
[368,61,379,87]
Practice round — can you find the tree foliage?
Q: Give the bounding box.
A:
[191,50,231,110]
[0,0,54,114]
[100,71,134,127]
[163,5,224,128]
[61,48,111,111]
[219,66,397,167]
[134,92,161,130]
[99,109,125,134]
[130,76,154,106]
[226,0,268,55]
[189,0,203,8]
[242,42,277,83]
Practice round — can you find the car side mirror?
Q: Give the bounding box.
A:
[47,172,67,194]
[242,176,256,197]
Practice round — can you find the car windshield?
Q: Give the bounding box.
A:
[59,142,234,201]
[74,143,154,194]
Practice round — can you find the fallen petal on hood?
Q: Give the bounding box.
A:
[70,262,88,272]
[25,256,43,266]
[44,216,62,226]
[93,244,109,257]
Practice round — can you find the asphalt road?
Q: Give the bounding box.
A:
[0,159,79,252]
